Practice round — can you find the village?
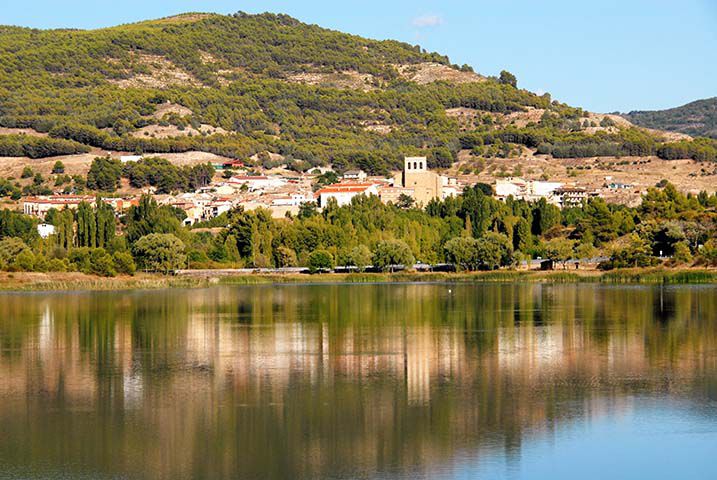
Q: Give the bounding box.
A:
[18,152,647,236]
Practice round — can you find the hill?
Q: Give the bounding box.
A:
[0,11,716,175]
[623,98,717,139]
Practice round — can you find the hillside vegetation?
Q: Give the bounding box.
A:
[0,12,716,172]
[624,98,717,139]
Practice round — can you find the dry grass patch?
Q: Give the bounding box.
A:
[396,63,484,84]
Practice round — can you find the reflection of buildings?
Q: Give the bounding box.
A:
[0,284,715,479]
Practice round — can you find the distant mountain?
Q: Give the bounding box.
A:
[623,98,717,139]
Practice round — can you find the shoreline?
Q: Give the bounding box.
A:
[0,267,716,292]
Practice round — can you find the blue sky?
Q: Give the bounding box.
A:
[4,0,716,113]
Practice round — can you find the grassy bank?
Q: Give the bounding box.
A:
[1,268,716,292]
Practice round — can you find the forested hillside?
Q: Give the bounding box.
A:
[624,98,717,139]
[1,12,716,172]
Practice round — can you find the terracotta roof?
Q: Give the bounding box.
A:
[228,175,269,182]
[315,183,376,195]
[23,195,95,205]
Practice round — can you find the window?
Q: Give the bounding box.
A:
[419,162,423,169]
[413,162,417,169]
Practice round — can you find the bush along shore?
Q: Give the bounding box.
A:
[1,268,717,292]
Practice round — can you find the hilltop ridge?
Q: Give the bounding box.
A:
[623,97,717,139]
[0,11,715,177]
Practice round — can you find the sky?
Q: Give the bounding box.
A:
[3,0,716,113]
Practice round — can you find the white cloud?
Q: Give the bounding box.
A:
[412,14,443,28]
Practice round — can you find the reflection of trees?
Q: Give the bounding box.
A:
[0,284,715,479]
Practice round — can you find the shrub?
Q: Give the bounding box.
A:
[307,249,334,273]
[132,233,186,273]
[113,251,136,275]
[87,249,116,277]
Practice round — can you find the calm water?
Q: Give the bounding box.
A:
[0,283,716,479]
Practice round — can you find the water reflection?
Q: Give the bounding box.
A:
[0,284,716,479]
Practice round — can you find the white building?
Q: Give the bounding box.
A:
[272,193,311,207]
[37,223,56,239]
[120,155,143,163]
[343,170,367,182]
[315,183,379,207]
[495,177,564,203]
[227,175,287,192]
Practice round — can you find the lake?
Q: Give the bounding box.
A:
[0,283,716,479]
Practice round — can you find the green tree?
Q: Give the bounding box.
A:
[396,194,415,209]
[52,161,65,174]
[544,238,576,269]
[86,157,122,192]
[89,248,116,277]
[512,217,532,253]
[132,233,187,273]
[0,237,30,269]
[372,240,415,272]
[275,246,298,267]
[113,251,136,275]
[499,70,517,88]
[348,244,372,271]
[125,194,183,244]
[444,237,480,271]
[608,235,657,268]
[307,249,334,273]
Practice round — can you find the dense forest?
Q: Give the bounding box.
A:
[624,98,717,139]
[1,12,716,172]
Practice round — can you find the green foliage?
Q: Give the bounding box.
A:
[112,251,136,275]
[444,237,482,271]
[498,70,517,88]
[544,238,576,269]
[122,157,214,193]
[0,135,89,158]
[605,235,658,269]
[274,246,298,268]
[87,157,122,191]
[0,237,31,269]
[347,245,372,271]
[372,240,415,272]
[307,249,334,273]
[132,233,187,273]
[0,209,38,243]
[89,248,116,277]
[52,160,65,174]
[125,194,183,243]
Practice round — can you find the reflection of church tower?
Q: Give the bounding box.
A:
[405,327,432,405]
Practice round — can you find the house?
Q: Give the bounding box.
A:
[227,175,287,192]
[220,160,245,170]
[553,187,589,207]
[607,182,632,190]
[271,193,311,207]
[37,223,56,239]
[495,177,564,203]
[203,198,234,220]
[315,183,379,207]
[343,170,367,182]
[22,195,96,217]
[378,186,415,205]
